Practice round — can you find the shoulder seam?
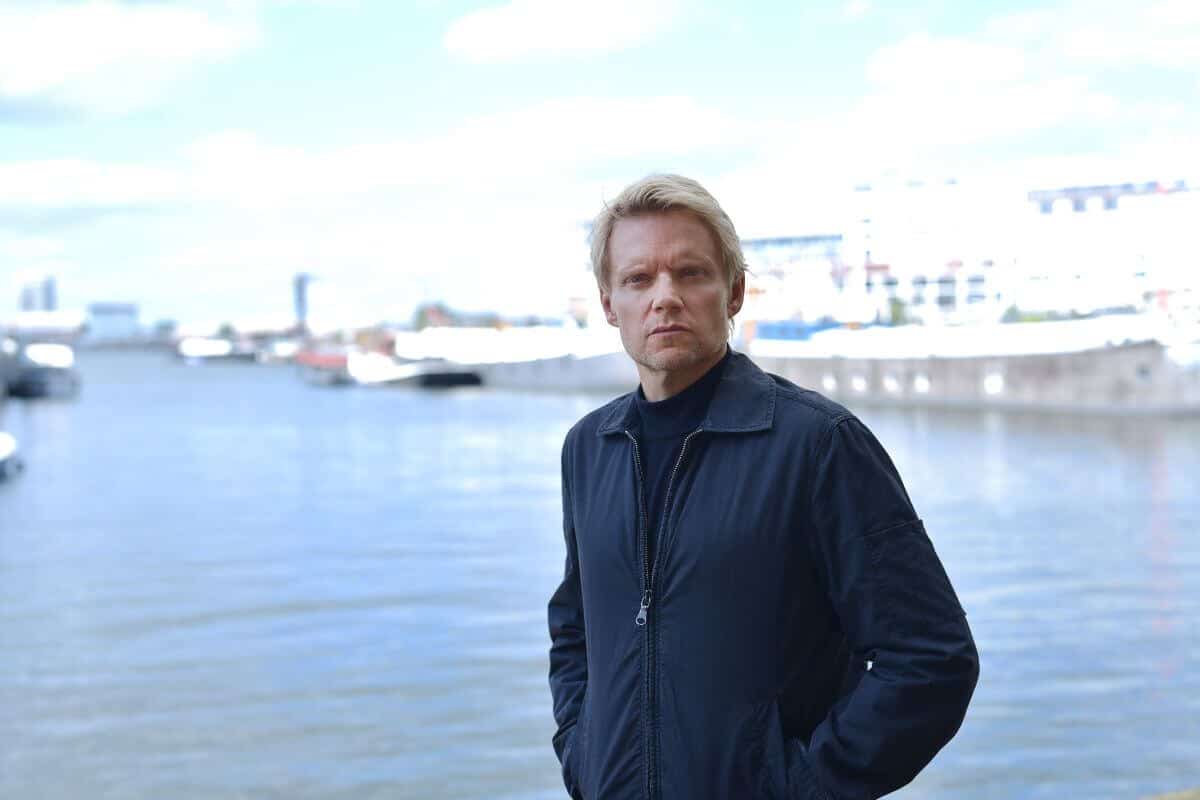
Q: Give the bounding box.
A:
[773,383,856,426]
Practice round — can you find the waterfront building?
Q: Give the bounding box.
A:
[1016,180,1198,321]
[743,176,1198,329]
[85,303,142,345]
[738,179,1013,328]
[740,234,848,323]
[15,273,60,313]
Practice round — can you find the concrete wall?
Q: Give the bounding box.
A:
[754,341,1200,414]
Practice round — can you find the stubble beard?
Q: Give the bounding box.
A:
[629,335,724,377]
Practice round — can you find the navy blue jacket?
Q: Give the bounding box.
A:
[548,351,978,800]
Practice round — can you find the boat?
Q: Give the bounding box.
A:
[176,337,259,363]
[345,350,482,387]
[0,335,17,393]
[295,346,354,386]
[398,325,637,393]
[477,349,637,393]
[295,345,482,388]
[745,315,1200,414]
[6,342,81,399]
[0,431,22,480]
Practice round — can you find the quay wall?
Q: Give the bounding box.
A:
[753,341,1200,415]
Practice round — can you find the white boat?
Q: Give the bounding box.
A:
[478,348,637,393]
[176,337,259,363]
[0,431,23,480]
[345,351,481,387]
[7,342,81,399]
[745,316,1200,414]
[295,341,484,389]
[393,325,631,392]
[427,325,639,393]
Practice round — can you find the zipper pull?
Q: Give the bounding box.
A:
[635,591,651,626]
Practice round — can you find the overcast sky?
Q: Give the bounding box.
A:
[1,0,1198,327]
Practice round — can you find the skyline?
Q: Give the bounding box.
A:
[2,0,1198,326]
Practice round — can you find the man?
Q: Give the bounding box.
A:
[548,174,978,800]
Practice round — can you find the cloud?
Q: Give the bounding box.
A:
[0,159,178,211]
[0,93,747,317]
[850,30,1119,163]
[153,95,745,311]
[985,0,1200,72]
[0,235,63,258]
[0,95,78,125]
[841,0,870,21]
[177,96,747,211]
[444,0,680,62]
[866,34,1026,88]
[0,157,181,235]
[0,0,258,117]
[0,93,745,232]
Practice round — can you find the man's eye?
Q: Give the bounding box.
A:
[626,274,649,285]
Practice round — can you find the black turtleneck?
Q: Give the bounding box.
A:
[632,347,731,560]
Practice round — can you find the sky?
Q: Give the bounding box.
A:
[1,0,1198,329]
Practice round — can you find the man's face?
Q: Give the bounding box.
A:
[601,209,744,387]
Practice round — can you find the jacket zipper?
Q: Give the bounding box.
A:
[625,427,702,800]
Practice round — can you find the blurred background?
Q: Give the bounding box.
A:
[1,1,1198,798]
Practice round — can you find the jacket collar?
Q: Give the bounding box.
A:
[597,349,776,436]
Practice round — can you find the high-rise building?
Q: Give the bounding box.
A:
[293,273,312,333]
[16,273,59,312]
[18,284,38,312]
[41,276,57,311]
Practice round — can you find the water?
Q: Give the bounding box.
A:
[2,351,1198,799]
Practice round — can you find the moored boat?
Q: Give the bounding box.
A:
[295,346,354,386]
[746,316,1200,414]
[6,342,81,399]
[0,431,23,480]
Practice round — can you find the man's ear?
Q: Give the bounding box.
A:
[600,287,618,327]
[727,274,745,318]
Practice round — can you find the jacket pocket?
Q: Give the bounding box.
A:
[564,700,590,797]
[756,700,790,800]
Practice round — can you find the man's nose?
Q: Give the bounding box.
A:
[650,273,682,310]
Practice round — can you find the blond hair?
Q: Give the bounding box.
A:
[589,174,747,292]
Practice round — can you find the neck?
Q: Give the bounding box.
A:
[638,346,726,402]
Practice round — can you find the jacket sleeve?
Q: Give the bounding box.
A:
[548,437,587,799]
[788,416,980,800]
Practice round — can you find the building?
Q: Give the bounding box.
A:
[85,303,141,344]
[293,273,313,334]
[740,234,850,322]
[1015,179,1197,319]
[17,274,58,312]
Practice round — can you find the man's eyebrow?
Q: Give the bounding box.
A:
[622,249,716,266]
[614,260,648,273]
[671,251,718,265]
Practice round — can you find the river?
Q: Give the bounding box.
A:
[2,351,1197,799]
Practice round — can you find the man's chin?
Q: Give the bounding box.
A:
[640,347,702,374]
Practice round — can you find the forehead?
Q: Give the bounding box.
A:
[608,209,720,271]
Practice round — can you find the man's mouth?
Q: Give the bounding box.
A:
[650,325,689,336]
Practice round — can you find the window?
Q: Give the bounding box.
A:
[937,276,956,308]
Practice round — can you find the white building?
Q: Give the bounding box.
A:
[85,303,141,344]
